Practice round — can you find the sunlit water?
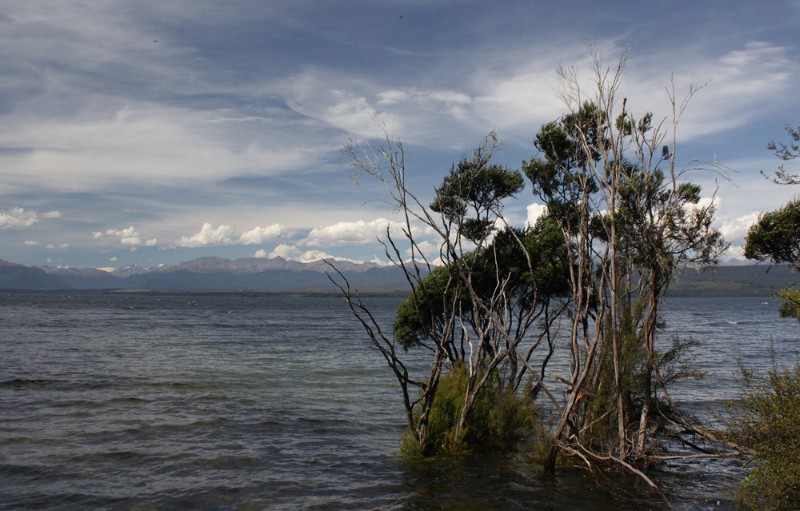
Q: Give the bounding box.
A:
[0,292,797,510]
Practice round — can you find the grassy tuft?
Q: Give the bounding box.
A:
[401,362,537,457]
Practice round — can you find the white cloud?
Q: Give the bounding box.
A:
[0,207,58,229]
[685,196,720,216]
[626,42,798,141]
[268,243,366,264]
[376,89,409,105]
[23,240,39,246]
[175,222,289,248]
[0,104,336,196]
[46,243,69,250]
[717,211,761,242]
[254,249,268,258]
[301,218,406,247]
[296,249,338,263]
[526,203,547,228]
[723,244,746,261]
[268,243,301,259]
[407,240,441,261]
[95,226,147,247]
[377,88,471,110]
[238,224,288,245]
[175,223,237,248]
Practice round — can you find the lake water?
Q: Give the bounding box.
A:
[0,292,797,510]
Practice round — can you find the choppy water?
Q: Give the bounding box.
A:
[0,292,797,510]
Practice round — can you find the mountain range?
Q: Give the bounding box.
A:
[0,256,796,296]
[0,256,407,293]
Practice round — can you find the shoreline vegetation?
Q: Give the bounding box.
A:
[327,53,800,510]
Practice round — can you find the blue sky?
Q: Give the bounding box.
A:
[1,1,799,269]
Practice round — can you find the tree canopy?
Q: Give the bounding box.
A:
[744,199,800,269]
[746,121,800,321]
[430,133,524,243]
[764,124,800,185]
[333,55,729,492]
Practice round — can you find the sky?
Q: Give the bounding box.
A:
[1,0,799,269]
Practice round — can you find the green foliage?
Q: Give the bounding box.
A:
[744,199,800,269]
[430,136,524,242]
[580,298,703,452]
[392,265,456,349]
[401,362,536,457]
[581,305,650,450]
[745,199,800,322]
[723,363,800,511]
[523,104,602,232]
[392,215,570,351]
[777,287,800,321]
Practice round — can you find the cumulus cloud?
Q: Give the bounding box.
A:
[175,223,236,248]
[526,203,547,228]
[717,211,761,242]
[723,244,747,261]
[683,196,759,246]
[0,207,61,229]
[175,222,288,248]
[23,240,39,246]
[238,224,288,245]
[94,226,146,246]
[46,243,69,250]
[301,218,406,247]
[268,243,366,264]
[268,243,300,259]
[406,240,442,261]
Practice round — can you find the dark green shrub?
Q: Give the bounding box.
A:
[401,362,536,457]
[723,362,800,511]
[777,287,800,321]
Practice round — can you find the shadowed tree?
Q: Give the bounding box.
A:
[331,130,569,456]
[747,122,800,320]
[524,54,726,484]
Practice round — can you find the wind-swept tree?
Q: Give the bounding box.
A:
[524,54,726,484]
[330,130,569,456]
[746,127,800,320]
[331,54,729,493]
[745,199,800,271]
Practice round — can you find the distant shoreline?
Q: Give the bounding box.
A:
[0,259,795,297]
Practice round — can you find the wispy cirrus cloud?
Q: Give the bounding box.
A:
[0,1,797,268]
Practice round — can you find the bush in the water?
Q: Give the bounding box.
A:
[723,362,800,511]
[401,362,536,457]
